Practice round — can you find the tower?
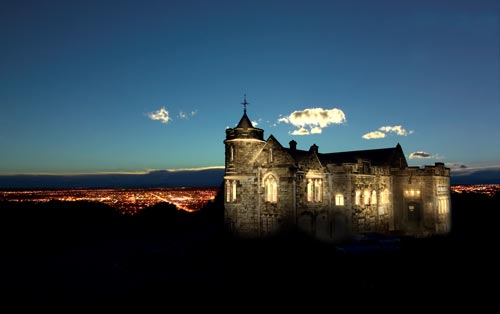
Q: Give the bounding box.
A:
[224,95,266,235]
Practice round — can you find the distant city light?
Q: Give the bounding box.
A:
[0,188,219,214]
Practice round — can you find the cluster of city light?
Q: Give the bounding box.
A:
[0,188,219,214]
[451,184,500,197]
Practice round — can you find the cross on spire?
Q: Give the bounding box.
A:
[241,94,249,114]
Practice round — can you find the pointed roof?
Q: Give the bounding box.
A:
[236,112,254,129]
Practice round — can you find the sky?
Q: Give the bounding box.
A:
[0,0,499,176]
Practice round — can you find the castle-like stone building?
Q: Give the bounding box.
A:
[224,104,451,240]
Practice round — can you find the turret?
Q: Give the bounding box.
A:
[223,95,265,175]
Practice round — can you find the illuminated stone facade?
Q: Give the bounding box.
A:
[224,110,451,239]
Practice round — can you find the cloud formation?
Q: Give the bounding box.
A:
[445,162,468,170]
[362,125,413,140]
[178,110,197,120]
[379,125,414,136]
[278,107,346,135]
[166,165,225,172]
[310,127,322,134]
[148,107,171,124]
[409,151,432,159]
[291,128,310,135]
[362,131,386,139]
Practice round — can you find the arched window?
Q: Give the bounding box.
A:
[226,180,237,203]
[264,175,278,203]
[381,189,389,204]
[307,179,313,202]
[371,190,377,204]
[314,179,322,202]
[363,190,370,205]
[355,190,361,205]
[307,178,322,202]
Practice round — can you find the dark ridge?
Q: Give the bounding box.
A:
[0,168,225,189]
[0,190,497,305]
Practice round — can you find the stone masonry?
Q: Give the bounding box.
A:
[224,108,451,240]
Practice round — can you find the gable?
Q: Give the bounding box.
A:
[252,135,296,165]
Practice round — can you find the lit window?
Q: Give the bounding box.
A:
[232,181,237,201]
[314,180,322,202]
[226,180,237,203]
[265,175,278,203]
[230,146,234,162]
[355,190,361,205]
[363,190,370,205]
[378,205,385,215]
[307,179,313,202]
[371,190,377,204]
[335,194,344,206]
[307,178,322,202]
[438,198,449,214]
[381,189,389,204]
[405,189,420,198]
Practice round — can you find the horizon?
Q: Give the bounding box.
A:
[1,1,498,179]
[0,166,499,189]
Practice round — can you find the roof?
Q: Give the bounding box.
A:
[283,147,311,162]
[318,144,407,168]
[284,144,407,168]
[236,112,254,129]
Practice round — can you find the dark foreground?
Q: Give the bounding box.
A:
[0,192,497,306]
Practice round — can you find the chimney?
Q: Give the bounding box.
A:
[289,140,297,151]
[309,144,318,154]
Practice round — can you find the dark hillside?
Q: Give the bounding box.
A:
[0,190,496,305]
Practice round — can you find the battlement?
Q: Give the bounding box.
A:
[393,162,450,177]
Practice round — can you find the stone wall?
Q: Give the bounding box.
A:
[392,163,451,236]
[224,121,451,238]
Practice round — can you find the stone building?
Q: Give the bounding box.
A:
[224,103,451,240]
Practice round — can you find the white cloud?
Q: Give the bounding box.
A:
[362,131,386,139]
[278,107,346,135]
[379,125,414,136]
[310,126,322,134]
[178,109,197,120]
[409,151,444,159]
[166,165,225,172]
[409,151,432,159]
[291,128,310,135]
[251,120,258,126]
[148,107,171,124]
[362,124,414,140]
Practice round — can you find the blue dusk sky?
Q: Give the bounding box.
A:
[0,0,499,176]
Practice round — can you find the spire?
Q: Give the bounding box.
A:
[236,112,254,129]
[236,94,253,129]
[241,94,249,114]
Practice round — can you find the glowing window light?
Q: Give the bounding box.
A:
[335,194,344,206]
